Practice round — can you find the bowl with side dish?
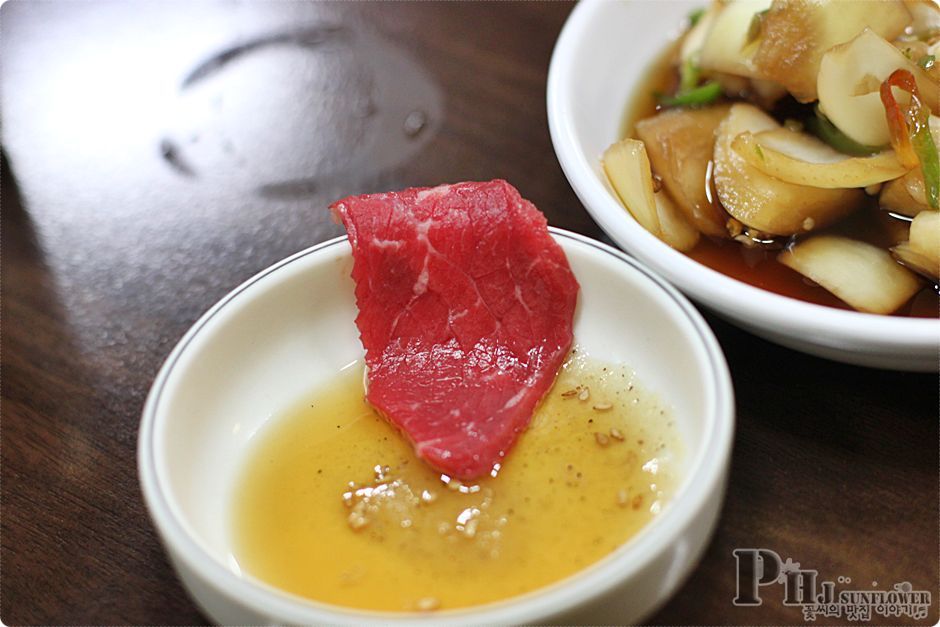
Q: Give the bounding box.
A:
[548,0,939,371]
[139,217,734,625]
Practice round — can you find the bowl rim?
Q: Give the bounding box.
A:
[138,228,734,625]
[546,0,938,354]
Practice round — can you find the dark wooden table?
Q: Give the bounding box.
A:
[2,2,937,624]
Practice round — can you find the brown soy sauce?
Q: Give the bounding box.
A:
[620,45,939,318]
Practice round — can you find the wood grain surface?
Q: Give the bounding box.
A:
[1,1,937,624]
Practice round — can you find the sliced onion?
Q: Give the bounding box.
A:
[893,210,940,280]
[680,3,719,65]
[654,191,701,252]
[602,139,661,236]
[602,139,702,252]
[817,29,940,147]
[713,104,866,235]
[892,243,938,280]
[909,209,939,256]
[881,170,930,215]
[731,128,912,188]
[778,235,922,314]
[698,0,772,78]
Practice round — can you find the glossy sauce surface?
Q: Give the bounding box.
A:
[231,351,681,612]
[622,42,939,318]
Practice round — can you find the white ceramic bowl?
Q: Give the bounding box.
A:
[547,0,939,372]
[138,229,734,625]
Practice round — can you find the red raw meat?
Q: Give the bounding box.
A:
[331,180,578,480]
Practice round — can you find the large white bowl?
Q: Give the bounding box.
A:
[547,0,939,372]
[139,229,734,625]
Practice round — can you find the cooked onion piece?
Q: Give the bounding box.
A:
[731,128,912,188]
[778,235,923,314]
[602,138,701,252]
[909,207,939,252]
[653,189,701,252]
[635,104,732,237]
[893,210,940,279]
[680,3,719,66]
[893,244,939,280]
[881,170,931,214]
[699,0,773,78]
[602,139,661,236]
[754,0,912,102]
[817,29,940,147]
[713,104,866,235]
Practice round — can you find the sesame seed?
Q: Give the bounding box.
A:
[617,489,629,506]
[609,428,624,441]
[347,512,369,530]
[595,432,610,446]
[461,518,479,538]
[593,402,612,411]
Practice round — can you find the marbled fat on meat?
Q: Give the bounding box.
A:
[332,180,579,480]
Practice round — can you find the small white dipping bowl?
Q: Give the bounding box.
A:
[138,228,734,625]
[547,0,939,372]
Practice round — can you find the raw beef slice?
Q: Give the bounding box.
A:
[332,180,579,480]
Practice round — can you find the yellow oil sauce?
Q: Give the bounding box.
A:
[231,350,683,612]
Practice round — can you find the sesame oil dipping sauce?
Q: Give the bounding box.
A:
[230,350,682,612]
